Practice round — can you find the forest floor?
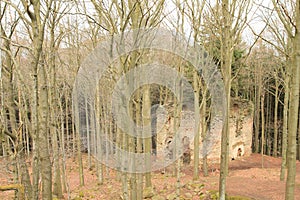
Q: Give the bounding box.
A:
[0,153,300,200]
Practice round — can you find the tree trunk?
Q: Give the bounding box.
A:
[49,21,62,198]
[85,96,92,170]
[38,55,52,200]
[254,65,262,153]
[73,94,85,186]
[219,1,233,199]
[143,86,152,188]
[129,101,137,200]
[261,93,265,168]
[136,97,143,200]
[285,2,300,197]
[121,128,129,200]
[96,88,104,185]
[59,105,68,193]
[298,111,300,161]
[193,71,200,180]
[280,75,289,180]
[266,90,271,156]
[52,127,62,198]
[201,88,208,177]
[273,78,279,157]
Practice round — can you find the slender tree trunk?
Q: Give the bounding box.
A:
[85,96,92,170]
[38,55,52,200]
[96,88,103,185]
[25,1,53,198]
[266,91,271,156]
[77,127,85,186]
[201,88,208,177]
[31,87,39,200]
[72,100,76,157]
[175,70,183,200]
[15,124,32,199]
[143,86,152,188]
[254,66,262,153]
[285,3,300,197]
[136,96,143,200]
[73,93,85,186]
[52,125,62,198]
[59,104,68,193]
[298,111,300,161]
[280,65,290,181]
[193,71,200,180]
[121,127,129,200]
[219,1,233,199]
[261,93,265,168]
[49,21,62,198]
[273,78,279,157]
[219,106,230,200]
[129,100,137,200]
[176,159,181,200]
[66,91,70,155]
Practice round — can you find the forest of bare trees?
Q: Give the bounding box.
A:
[0,0,300,200]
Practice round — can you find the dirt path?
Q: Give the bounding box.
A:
[0,154,299,199]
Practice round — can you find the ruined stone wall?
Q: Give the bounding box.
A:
[155,98,253,163]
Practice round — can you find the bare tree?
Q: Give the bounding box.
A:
[271,1,300,199]
[203,0,252,198]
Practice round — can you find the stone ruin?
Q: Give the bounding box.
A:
[154,98,253,163]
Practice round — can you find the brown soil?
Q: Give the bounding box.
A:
[0,153,300,200]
